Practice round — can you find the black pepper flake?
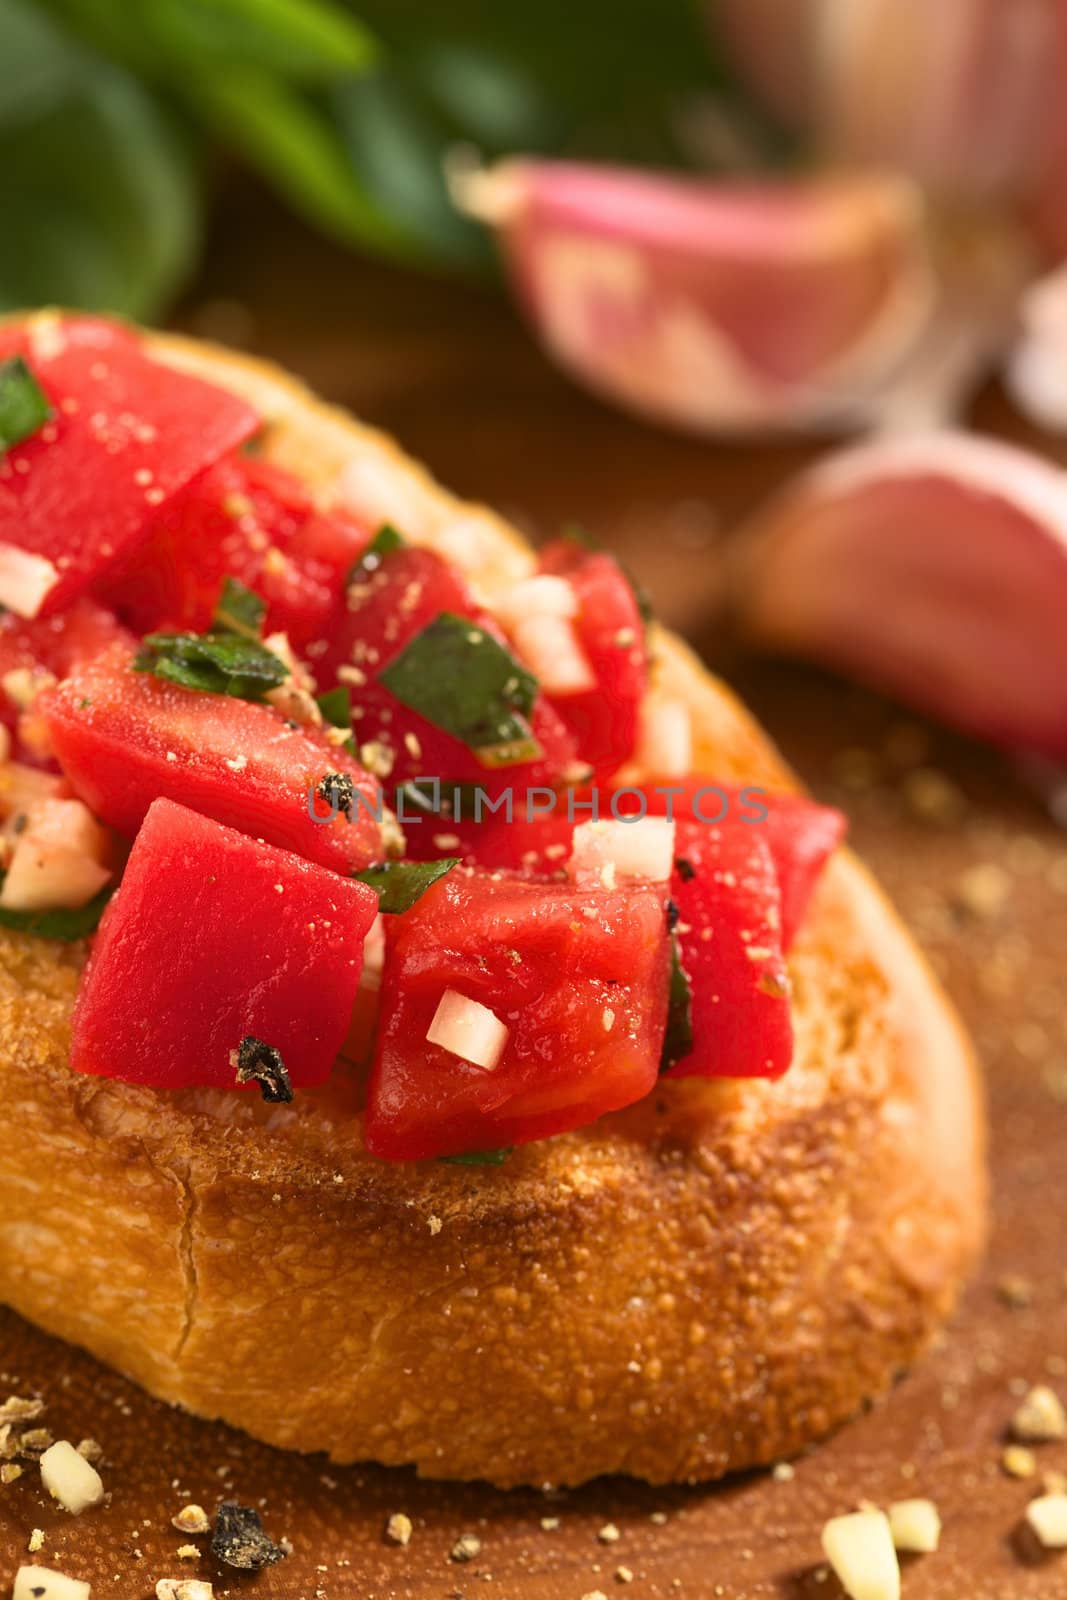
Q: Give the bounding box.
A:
[666,897,680,933]
[675,856,696,882]
[317,770,354,819]
[235,1035,293,1104]
[212,1501,288,1570]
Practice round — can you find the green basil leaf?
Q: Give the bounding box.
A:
[348,522,405,585]
[143,0,378,82]
[660,932,693,1072]
[0,879,113,941]
[316,684,351,728]
[379,611,541,766]
[213,576,266,640]
[355,856,458,915]
[0,0,200,319]
[135,629,288,701]
[0,356,52,452]
[439,1146,513,1167]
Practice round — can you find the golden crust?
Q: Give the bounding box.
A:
[0,324,986,1486]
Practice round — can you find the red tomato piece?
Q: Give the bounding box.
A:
[40,644,385,873]
[617,776,846,948]
[100,454,370,649]
[537,540,648,777]
[0,598,135,756]
[71,798,377,1091]
[365,866,670,1160]
[407,778,844,952]
[321,542,577,791]
[665,819,793,1079]
[0,316,259,617]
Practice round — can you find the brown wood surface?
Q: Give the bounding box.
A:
[3,184,1067,1598]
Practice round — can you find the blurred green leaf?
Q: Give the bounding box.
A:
[0,0,200,317]
[187,66,411,256]
[330,70,490,266]
[146,0,379,82]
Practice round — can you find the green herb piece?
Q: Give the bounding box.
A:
[0,356,52,452]
[316,684,352,728]
[213,576,267,640]
[660,933,693,1072]
[0,881,113,941]
[380,611,541,767]
[440,1147,513,1167]
[134,629,289,701]
[355,857,458,914]
[348,522,405,585]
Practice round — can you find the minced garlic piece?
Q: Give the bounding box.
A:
[13,1568,90,1600]
[821,1510,900,1600]
[1027,1493,1067,1548]
[155,1583,214,1600]
[172,1504,210,1535]
[385,1512,413,1546]
[887,1498,941,1553]
[39,1440,104,1514]
[1012,1385,1067,1442]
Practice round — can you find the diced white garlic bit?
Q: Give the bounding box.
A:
[155,1582,214,1600]
[634,690,692,778]
[821,1510,900,1600]
[39,1439,105,1514]
[511,614,595,695]
[426,989,509,1071]
[494,574,579,629]
[1012,1384,1067,1442]
[0,799,111,913]
[888,1497,941,1553]
[569,816,676,887]
[13,1566,91,1600]
[1027,1493,1067,1549]
[0,544,59,619]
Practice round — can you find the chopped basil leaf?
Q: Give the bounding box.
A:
[316,685,352,729]
[315,686,356,754]
[440,1147,513,1167]
[234,1035,293,1104]
[348,522,405,585]
[0,881,113,941]
[660,933,693,1072]
[0,356,52,453]
[214,576,267,640]
[355,857,459,914]
[135,629,289,702]
[380,611,541,766]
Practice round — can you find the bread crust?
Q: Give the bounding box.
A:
[0,325,986,1487]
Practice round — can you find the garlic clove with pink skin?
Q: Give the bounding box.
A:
[454,159,939,435]
[716,0,1062,206]
[1006,263,1067,429]
[735,432,1067,758]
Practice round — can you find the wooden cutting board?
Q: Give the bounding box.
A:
[3,183,1067,1600]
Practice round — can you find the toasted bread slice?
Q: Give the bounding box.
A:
[0,327,985,1488]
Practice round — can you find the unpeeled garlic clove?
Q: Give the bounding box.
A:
[734,431,1067,758]
[454,158,938,435]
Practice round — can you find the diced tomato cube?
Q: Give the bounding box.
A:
[100,454,371,649]
[71,798,378,1091]
[536,540,648,777]
[39,644,385,873]
[321,542,578,791]
[0,597,135,759]
[620,776,846,948]
[0,316,259,617]
[365,866,670,1160]
[665,818,793,1079]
